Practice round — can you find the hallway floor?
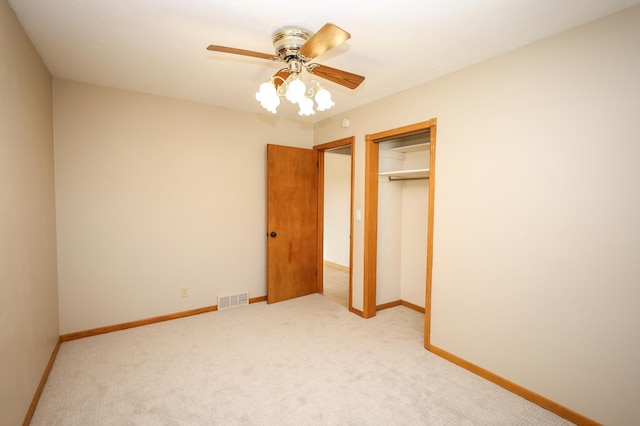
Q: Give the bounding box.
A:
[322,263,349,308]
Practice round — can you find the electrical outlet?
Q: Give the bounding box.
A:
[181,287,188,297]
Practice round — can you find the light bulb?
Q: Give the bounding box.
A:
[315,87,334,111]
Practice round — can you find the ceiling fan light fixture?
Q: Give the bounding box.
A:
[255,77,333,116]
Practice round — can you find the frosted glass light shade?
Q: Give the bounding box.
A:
[315,87,334,111]
[256,81,280,113]
[262,96,280,113]
[286,78,306,104]
[256,81,275,100]
[298,95,315,116]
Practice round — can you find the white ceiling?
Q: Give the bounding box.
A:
[8,0,639,122]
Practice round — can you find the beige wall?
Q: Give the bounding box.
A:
[0,1,58,424]
[53,80,313,334]
[314,6,640,425]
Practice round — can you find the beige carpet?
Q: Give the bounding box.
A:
[31,294,572,425]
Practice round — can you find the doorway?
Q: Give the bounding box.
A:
[363,119,437,349]
[314,137,355,312]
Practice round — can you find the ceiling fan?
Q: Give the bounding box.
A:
[206,23,365,115]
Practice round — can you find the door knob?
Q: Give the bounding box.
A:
[269,231,277,238]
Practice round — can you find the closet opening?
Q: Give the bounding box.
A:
[363,119,437,349]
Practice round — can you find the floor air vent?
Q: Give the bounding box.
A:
[218,291,249,311]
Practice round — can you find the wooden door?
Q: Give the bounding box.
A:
[267,144,318,304]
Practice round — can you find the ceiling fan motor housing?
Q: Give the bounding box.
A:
[272,27,312,61]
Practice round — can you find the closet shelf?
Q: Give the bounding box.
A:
[379,168,430,180]
[387,142,430,153]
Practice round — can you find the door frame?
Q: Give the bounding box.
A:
[364,119,437,349]
[314,137,355,312]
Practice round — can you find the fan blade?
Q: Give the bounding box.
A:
[207,45,279,61]
[299,23,350,59]
[308,64,364,89]
[273,69,290,89]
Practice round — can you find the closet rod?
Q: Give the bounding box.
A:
[388,176,429,181]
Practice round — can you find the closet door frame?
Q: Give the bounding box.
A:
[363,118,437,349]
